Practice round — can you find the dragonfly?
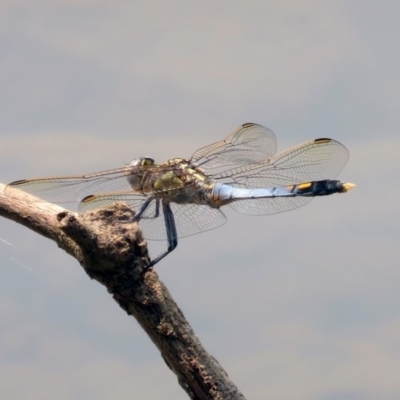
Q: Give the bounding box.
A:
[5,123,355,266]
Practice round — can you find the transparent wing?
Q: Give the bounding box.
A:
[190,123,277,170]
[4,164,171,203]
[215,138,349,186]
[215,138,349,216]
[79,191,148,214]
[79,193,227,240]
[6,123,276,202]
[169,202,227,239]
[228,196,313,216]
[4,166,134,203]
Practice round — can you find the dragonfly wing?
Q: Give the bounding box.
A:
[134,202,227,241]
[228,196,313,215]
[133,202,227,241]
[215,138,349,187]
[5,165,148,204]
[80,192,168,239]
[79,192,227,240]
[168,202,227,239]
[78,191,147,214]
[190,123,277,170]
[217,138,349,216]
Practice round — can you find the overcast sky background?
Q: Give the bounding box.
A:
[0,1,399,399]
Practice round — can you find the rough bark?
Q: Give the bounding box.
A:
[0,183,246,400]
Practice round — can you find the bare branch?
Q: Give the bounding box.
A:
[0,183,246,400]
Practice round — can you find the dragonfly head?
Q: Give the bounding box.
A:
[126,157,155,191]
[129,157,155,167]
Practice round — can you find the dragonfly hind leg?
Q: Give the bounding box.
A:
[148,201,178,267]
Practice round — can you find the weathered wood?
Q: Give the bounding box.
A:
[0,183,246,400]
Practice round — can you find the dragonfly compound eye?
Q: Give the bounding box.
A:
[128,157,155,167]
[141,157,155,166]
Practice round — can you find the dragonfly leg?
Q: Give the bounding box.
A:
[151,199,160,218]
[148,201,178,267]
[131,198,174,269]
[132,198,161,223]
[132,197,154,221]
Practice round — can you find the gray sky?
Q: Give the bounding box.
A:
[0,1,399,399]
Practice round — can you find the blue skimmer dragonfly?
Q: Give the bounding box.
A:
[6,123,355,266]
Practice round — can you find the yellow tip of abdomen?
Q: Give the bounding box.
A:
[342,182,356,192]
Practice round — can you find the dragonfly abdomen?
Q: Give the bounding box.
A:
[210,180,355,207]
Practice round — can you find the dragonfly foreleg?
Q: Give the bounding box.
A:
[132,197,154,222]
[132,198,161,223]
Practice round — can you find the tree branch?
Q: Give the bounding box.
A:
[0,183,246,400]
